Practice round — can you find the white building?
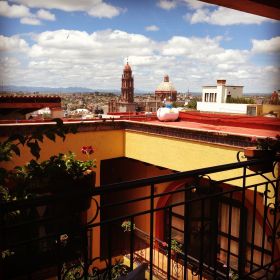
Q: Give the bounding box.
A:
[202,80,243,103]
[197,80,260,115]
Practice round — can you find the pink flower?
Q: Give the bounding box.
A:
[81,146,94,155]
[162,242,168,247]
[251,136,257,143]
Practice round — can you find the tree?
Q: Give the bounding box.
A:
[187,99,197,109]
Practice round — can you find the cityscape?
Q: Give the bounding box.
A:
[1,1,280,280]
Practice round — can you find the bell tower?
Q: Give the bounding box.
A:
[121,62,134,103]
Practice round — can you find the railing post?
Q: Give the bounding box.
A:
[261,183,269,267]
[167,206,172,279]
[130,216,135,271]
[226,192,233,280]
[149,184,155,280]
[83,225,88,280]
[184,183,190,280]
[199,198,205,279]
[271,180,279,267]
[107,223,112,280]
[238,166,247,277]
[249,186,257,272]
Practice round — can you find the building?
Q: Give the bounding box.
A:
[108,62,137,113]
[202,79,243,104]
[1,111,279,279]
[197,80,264,115]
[1,1,280,279]
[155,75,177,102]
[0,94,63,120]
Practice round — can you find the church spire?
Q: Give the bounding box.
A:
[121,62,134,103]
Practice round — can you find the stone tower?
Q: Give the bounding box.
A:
[121,62,134,103]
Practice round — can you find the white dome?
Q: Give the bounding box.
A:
[156,81,176,92]
[156,75,176,92]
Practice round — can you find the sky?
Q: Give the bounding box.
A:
[0,0,279,93]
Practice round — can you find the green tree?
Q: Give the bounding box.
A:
[186,99,197,109]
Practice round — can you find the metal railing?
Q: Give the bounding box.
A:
[1,155,279,280]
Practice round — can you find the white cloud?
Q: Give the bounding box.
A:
[36,9,56,21]
[13,0,123,18]
[0,35,28,51]
[157,0,212,10]
[20,17,41,25]
[145,25,160,32]
[182,0,213,9]
[185,6,273,25]
[157,0,177,10]
[252,37,280,54]
[0,2,57,25]
[0,29,279,93]
[0,1,31,18]
[88,2,123,18]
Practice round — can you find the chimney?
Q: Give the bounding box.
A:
[217,80,226,85]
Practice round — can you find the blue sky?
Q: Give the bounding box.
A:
[0,0,279,93]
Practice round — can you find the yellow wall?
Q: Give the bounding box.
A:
[262,104,280,117]
[2,127,275,190]
[125,131,276,193]
[125,131,238,171]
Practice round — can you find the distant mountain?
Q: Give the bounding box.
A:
[1,85,154,95]
[1,85,122,94]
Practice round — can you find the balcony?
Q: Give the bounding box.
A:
[1,154,279,280]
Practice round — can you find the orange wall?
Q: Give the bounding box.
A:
[1,129,125,186]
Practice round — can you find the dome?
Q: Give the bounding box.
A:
[156,75,176,92]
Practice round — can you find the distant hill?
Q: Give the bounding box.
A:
[1,85,270,96]
[1,85,121,94]
[1,85,149,94]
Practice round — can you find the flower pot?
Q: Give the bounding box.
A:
[50,170,96,212]
[44,171,96,236]
[244,148,275,173]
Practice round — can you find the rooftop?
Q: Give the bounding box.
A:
[1,111,279,141]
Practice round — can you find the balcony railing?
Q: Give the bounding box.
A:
[1,155,279,280]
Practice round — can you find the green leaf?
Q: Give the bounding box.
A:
[27,142,41,159]
[7,134,23,143]
[69,125,78,134]
[45,131,56,142]
[52,118,63,127]
[10,144,20,156]
[56,130,66,141]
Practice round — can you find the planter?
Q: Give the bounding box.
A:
[45,171,96,234]
[1,171,96,278]
[51,170,96,212]
[244,147,275,172]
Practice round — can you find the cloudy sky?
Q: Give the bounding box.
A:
[0,0,279,93]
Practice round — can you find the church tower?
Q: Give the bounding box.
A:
[121,62,134,103]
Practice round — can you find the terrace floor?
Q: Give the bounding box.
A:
[140,119,279,138]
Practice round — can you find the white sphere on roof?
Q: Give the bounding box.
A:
[157,107,179,121]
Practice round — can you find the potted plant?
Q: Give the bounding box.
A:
[244,135,280,172]
[7,148,96,212]
[121,220,136,232]
[0,120,97,279]
[161,239,183,257]
[171,239,183,255]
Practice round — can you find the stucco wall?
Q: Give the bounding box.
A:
[197,102,248,114]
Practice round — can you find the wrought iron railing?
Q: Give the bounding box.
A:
[1,155,279,280]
